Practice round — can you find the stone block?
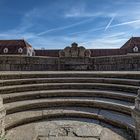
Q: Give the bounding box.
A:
[0,96,5,137]
[132,89,140,140]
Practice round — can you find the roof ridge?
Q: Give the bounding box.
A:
[23,40,32,48]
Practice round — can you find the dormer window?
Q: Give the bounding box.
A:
[3,48,8,53]
[18,48,23,53]
[133,46,139,52]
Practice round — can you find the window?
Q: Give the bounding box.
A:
[3,48,8,53]
[133,46,139,52]
[18,48,23,53]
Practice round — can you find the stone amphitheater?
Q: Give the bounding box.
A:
[0,71,140,140]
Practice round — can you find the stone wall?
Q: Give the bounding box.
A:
[0,54,140,71]
[59,57,92,70]
[0,55,92,71]
[0,55,59,71]
[94,54,140,71]
[0,96,5,137]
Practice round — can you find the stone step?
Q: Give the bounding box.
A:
[0,77,140,86]
[1,71,140,80]
[40,137,98,140]
[5,107,134,131]
[2,89,136,103]
[0,83,139,95]
[5,98,133,115]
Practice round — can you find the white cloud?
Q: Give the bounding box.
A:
[0,1,140,50]
[65,9,102,18]
[64,6,114,18]
[80,32,128,49]
[37,17,95,36]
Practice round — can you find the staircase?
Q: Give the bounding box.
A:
[0,71,139,139]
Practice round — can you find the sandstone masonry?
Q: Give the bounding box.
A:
[0,54,140,71]
[0,96,5,137]
[132,89,140,140]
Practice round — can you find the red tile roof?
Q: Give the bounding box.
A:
[0,39,32,54]
[120,37,140,50]
[0,39,32,48]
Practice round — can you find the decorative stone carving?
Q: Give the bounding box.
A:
[132,89,140,140]
[79,46,86,57]
[59,42,91,57]
[85,50,91,57]
[71,42,79,57]
[0,96,6,137]
[64,46,71,57]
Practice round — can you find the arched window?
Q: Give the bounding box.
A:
[3,48,8,53]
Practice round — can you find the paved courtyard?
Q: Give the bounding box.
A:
[5,119,134,140]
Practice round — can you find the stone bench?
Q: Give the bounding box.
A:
[5,108,134,132]
[1,71,140,80]
[1,71,139,139]
[5,98,132,115]
[0,83,138,95]
[0,77,140,86]
[2,89,136,103]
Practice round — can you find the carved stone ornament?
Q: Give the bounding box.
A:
[59,42,91,57]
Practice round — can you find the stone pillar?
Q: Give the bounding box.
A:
[0,96,5,137]
[132,89,140,140]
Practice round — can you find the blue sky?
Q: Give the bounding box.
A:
[0,0,140,49]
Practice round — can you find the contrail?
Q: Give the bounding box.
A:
[105,16,115,31]
[69,26,105,35]
[110,19,140,28]
[37,17,140,37]
[69,18,140,35]
[37,18,94,36]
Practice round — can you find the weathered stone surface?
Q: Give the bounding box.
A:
[64,47,71,57]
[0,96,5,137]
[38,137,98,140]
[79,46,86,57]
[5,120,133,140]
[59,43,91,58]
[6,123,37,140]
[75,124,102,137]
[132,89,140,140]
[1,54,140,70]
[100,128,127,140]
[2,71,139,140]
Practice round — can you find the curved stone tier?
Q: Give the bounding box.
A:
[0,77,140,87]
[0,71,139,140]
[0,83,138,95]
[2,89,136,103]
[1,71,140,79]
[5,108,134,131]
[0,96,6,137]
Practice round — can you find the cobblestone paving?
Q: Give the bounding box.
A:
[5,119,134,140]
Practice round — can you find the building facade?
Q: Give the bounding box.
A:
[0,37,140,57]
[0,39,35,56]
[35,37,140,57]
